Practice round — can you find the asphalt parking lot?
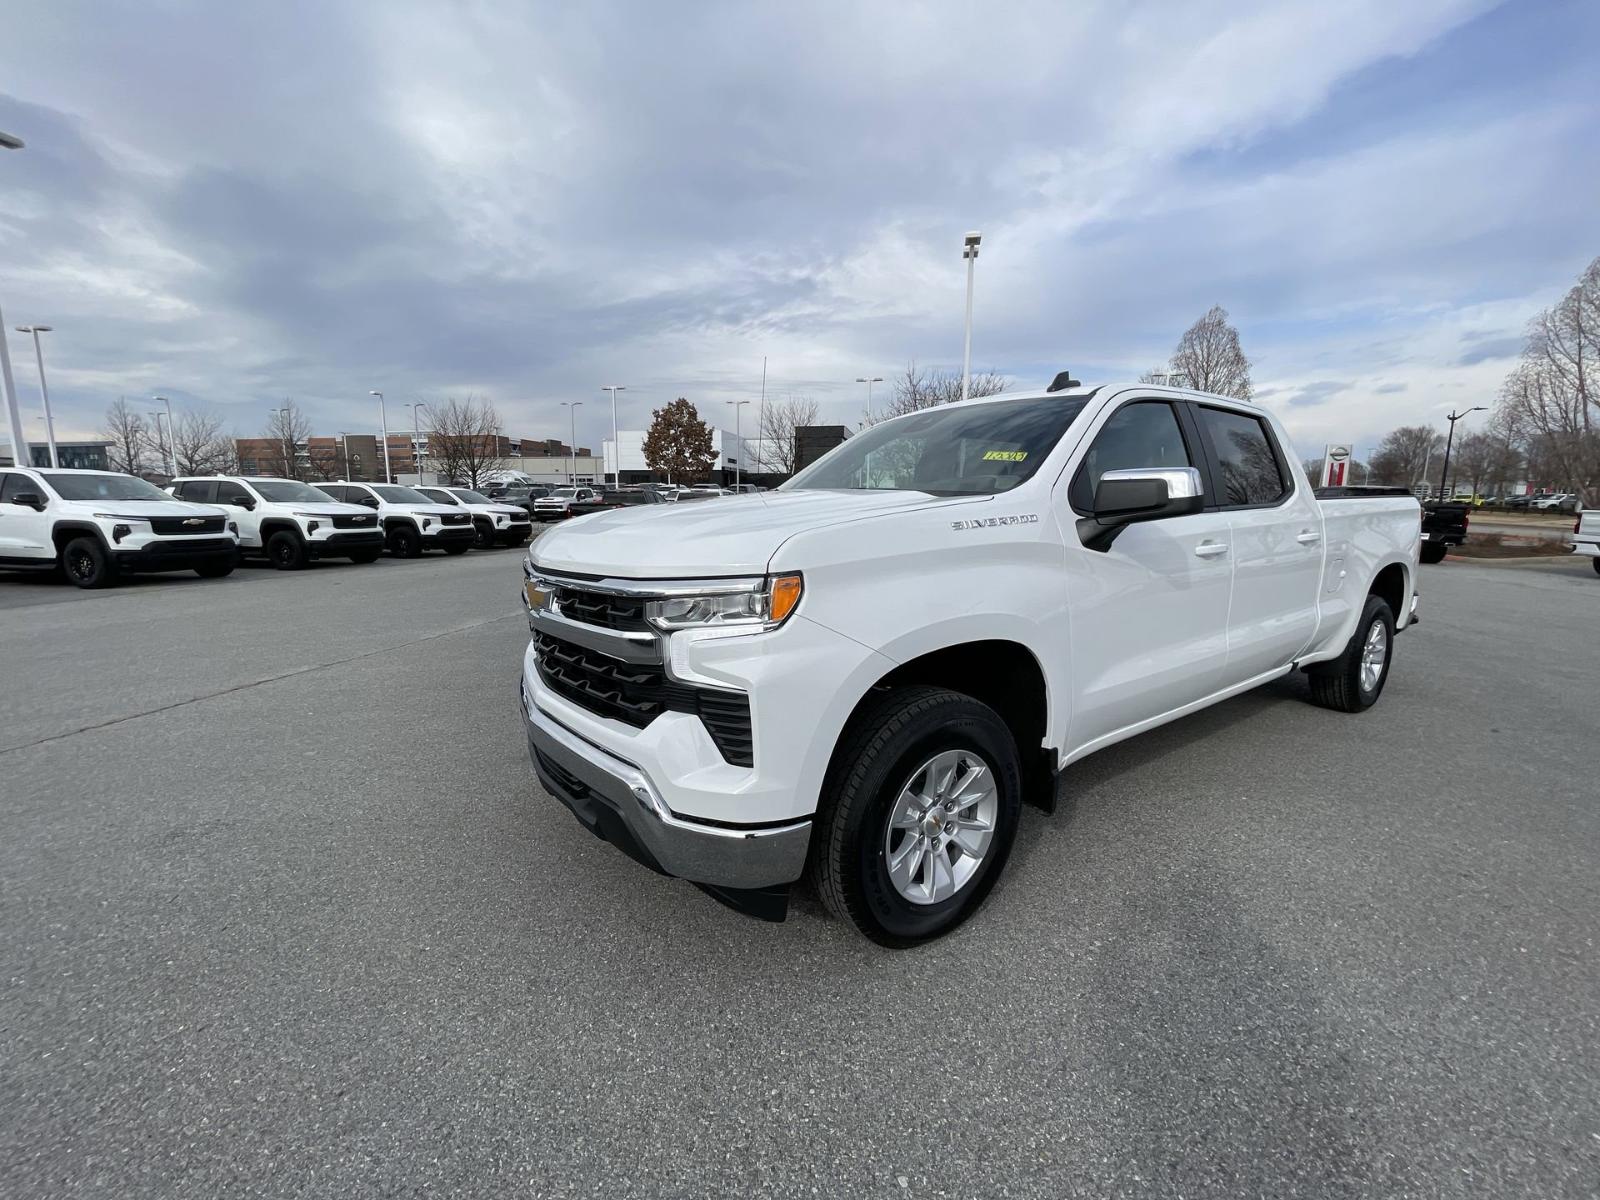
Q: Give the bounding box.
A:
[3,549,1597,1198]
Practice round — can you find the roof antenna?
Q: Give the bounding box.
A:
[1046,370,1080,393]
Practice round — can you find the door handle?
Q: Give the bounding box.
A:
[1194,541,1229,558]
[1296,530,1322,545]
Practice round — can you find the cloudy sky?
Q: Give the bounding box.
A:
[2,0,1597,459]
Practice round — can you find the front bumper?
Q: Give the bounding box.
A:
[111,536,238,571]
[521,677,811,890]
[310,530,384,556]
[420,524,475,545]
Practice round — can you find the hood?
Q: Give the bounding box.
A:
[290,503,378,517]
[530,489,976,578]
[84,499,230,519]
[387,504,463,518]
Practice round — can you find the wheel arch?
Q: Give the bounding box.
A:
[259,518,303,541]
[51,521,109,554]
[1369,560,1408,620]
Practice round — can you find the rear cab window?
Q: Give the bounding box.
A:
[1194,406,1290,507]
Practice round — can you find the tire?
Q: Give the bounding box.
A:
[471,520,497,549]
[347,547,382,564]
[266,529,308,570]
[1307,594,1394,713]
[386,523,422,558]
[194,558,236,579]
[809,686,1022,947]
[60,536,119,589]
[442,541,471,556]
[1420,541,1448,564]
[1592,557,1600,578]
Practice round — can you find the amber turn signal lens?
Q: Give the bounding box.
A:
[769,574,803,623]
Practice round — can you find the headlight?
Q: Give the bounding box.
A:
[495,513,507,524]
[645,574,803,631]
[93,513,150,523]
[421,518,432,529]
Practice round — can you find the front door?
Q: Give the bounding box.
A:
[0,472,54,562]
[1061,396,1234,753]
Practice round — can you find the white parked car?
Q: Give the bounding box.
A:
[532,486,598,521]
[1530,493,1574,510]
[415,486,534,549]
[316,482,475,557]
[0,467,238,588]
[168,475,384,568]
[520,378,1423,942]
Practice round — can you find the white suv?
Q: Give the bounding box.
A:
[416,486,535,549]
[0,467,238,588]
[532,486,598,521]
[169,476,385,569]
[316,482,475,557]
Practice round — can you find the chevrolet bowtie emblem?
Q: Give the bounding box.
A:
[183,518,204,526]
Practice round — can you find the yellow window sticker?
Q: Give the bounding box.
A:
[982,450,1027,462]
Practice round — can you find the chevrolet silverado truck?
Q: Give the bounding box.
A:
[0,467,239,588]
[1420,500,1469,563]
[1569,510,1600,575]
[519,380,1423,945]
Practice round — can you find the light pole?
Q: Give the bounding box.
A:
[1438,406,1486,500]
[756,356,767,474]
[369,391,392,482]
[15,325,58,467]
[561,401,582,484]
[602,385,626,485]
[856,376,883,425]
[959,231,981,403]
[406,402,429,482]
[725,400,751,488]
[1,131,29,469]
[152,396,177,477]
[271,405,297,479]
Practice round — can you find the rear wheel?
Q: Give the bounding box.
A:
[387,524,422,558]
[1420,541,1448,564]
[60,536,119,589]
[266,529,308,570]
[472,520,496,549]
[810,686,1022,947]
[1307,594,1394,713]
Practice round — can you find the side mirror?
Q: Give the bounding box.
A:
[1077,467,1203,552]
[11,491,45,511]
[235,497,256,511]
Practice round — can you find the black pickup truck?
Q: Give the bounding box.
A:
[1420,502,1469,564]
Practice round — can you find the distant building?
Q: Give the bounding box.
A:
[794,425,848,471]
[602,428,753,484]
[0,441,114,470]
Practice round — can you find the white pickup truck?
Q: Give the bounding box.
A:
[1569,510,1600,574]
[519,380,1422,944]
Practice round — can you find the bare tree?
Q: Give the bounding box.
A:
[872,362,1006,423]
[1495,256,1599,503]
[166,409,235,476]
[428,397,508,488]
[758,395,821,475]
[1168,305,1253,399]
[261,401,312,479]
[102,398,148,475]
[1368,424,1444,488]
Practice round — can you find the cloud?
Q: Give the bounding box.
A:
[0,0,1595,454]
[1456,334,1525,365]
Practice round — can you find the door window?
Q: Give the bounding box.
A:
[1069,401,1193,512]
[0,472,38,502]
[1196,407,1288,507]
[217,484,255,506]
[180,480,219,503]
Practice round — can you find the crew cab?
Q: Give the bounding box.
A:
[168,475,384,568]
[415,486,535,549]
[567,487,668,518]
[316,482,474,557]
[532,486,598,521]
[1569,510,1600,576]
[1420,501,1469,564]
[519,380,1423,945]
[0,467,238,588]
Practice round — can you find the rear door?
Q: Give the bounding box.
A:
[1190,403,1323,680]
[1060,395,1235,751]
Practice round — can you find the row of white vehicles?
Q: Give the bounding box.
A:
[0,467,531,588]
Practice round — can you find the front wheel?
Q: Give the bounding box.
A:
[1592,557,1600,577]
[266,530,308,570]
[1420,541,1448,564]
[472,521,496,550]
[386,524,422,558]
[61,536,119,589]
[810,686,1022,947]
[1306,594,1394,713]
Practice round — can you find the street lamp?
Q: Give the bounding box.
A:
[1438,407,1486,500]
[602,385,626,485]
[369,391,392,482]
[15,325,58,467]
[151,396,177,477]
[725,399,751,488]
[561,401,583,484]
[406,402,429,482]
[270,405,299,479]
[856,376,883,424]
[959,231,981,403]
[1,131,29,469]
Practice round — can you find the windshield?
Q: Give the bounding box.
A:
[547,488,576,499]
[252,480,336,503]
[417,488,459,505]
[373,485,430,503]
[450,490,491,504]
[785,395,1090,496]
[41,472,172,502]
